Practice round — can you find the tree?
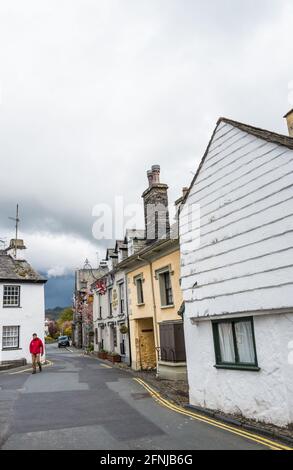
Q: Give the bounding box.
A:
[48,320,58,338]
[59,307,73,323]
[57,307,73,336]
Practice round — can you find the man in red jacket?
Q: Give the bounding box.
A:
[29,333,44,374]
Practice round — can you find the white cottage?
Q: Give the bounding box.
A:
[180,115,293,427]
[0,250,46,365]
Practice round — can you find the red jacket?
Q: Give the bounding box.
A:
[30,338,44,355]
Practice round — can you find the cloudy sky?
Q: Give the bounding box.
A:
[0,0,292,304]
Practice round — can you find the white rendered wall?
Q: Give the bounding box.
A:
[0,282,45,364]
[180,121,293,426]
[184,312,293,427]
[93,271,129,361]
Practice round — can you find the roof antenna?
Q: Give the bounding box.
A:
[8,204,20,259]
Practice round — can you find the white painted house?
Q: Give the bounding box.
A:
[180,115,293,427]
[93,244,130,363]
[0,250,46,365]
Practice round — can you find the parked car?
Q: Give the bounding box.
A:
[58,335,70,348]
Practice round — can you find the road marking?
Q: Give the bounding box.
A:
[66,348,74,352]
[100,363,112,369]
[134,378,292,451]
[9,360,54,375]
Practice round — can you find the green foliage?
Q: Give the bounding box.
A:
[45,336,56,343]
[87,344,94,352]
[56,307,73,336]
[59,307,73,323]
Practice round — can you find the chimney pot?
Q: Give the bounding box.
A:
[182,187,189,198]
[151,164,160,184]
[284,109,293,137]
[147,170,153,187]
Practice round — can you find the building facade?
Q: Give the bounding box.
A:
[180,116,293,427]
[0,250,46,365]
[92,244,130,363]
[121,240,186,380]
[118,165,187,380]
[72,265,107,349]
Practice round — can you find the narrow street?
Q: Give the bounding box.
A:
[0,345,284,450]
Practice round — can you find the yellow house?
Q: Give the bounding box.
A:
[118,165,187,380]
[119,238,186,380]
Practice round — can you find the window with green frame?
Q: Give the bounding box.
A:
[212,317,259,370]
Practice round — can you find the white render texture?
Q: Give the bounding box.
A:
[93,270,130,361]
[184,312,293,427]
[0,282,45,364]
[180,119,293,427]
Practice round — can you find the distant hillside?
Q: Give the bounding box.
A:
[45,306,69,321]
[43,273,74,309]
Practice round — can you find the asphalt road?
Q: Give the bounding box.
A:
[0,344,281,450]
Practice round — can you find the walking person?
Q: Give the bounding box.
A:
[29,333,44,374]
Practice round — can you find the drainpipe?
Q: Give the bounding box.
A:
[124,272,132,368]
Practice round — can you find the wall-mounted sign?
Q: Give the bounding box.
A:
[112,288,118,310]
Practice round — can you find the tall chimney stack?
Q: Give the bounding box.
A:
[142,165,170,242]
[284,109,293,137]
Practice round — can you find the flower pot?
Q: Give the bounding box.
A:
[98,351,107,360]
[107,354,121,363]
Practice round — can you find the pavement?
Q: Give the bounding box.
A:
[0,344,290,450]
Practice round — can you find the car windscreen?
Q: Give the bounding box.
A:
[59,336,68,340]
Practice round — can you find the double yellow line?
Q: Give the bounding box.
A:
[134,378,292,451]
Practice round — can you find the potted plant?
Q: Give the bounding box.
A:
[98,349,108,360]
[107,351,121,363]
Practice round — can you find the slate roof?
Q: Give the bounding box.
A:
[106,248,118,260]
[117,237,179,269]
[0,253,46,283]
[181,117,293,207]
[124,229,145,241]
[115,240,127,252]
[220,118,293,150]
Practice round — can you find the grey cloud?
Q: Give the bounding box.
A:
[0,0,292,273]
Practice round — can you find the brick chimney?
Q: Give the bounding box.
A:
[142,165,170,242]
[284,109,293,137]
[175,187,189,211]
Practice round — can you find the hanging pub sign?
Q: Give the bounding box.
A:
[95,279,107,295]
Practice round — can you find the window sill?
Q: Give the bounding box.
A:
[2,306,21,308]
[160,304,175,309]
[2,347,22,351]
[214,364,260,372]
[137,303,145,307]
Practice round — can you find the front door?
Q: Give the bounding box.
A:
[139,329,156,369]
